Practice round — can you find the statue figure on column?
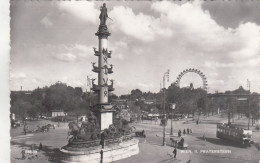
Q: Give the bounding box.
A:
[99,3,108,25]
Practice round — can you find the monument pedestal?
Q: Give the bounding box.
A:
[60,138,139,163]
[92,104,115,130]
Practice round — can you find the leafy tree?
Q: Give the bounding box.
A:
[131,89,142,100]
[226,97,237,125]
[249,97,260,126]
[109,93,118,102]
[75,87,83,97]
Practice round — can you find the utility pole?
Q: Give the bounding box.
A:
[247,79,251,130]
[162,69,169,146]
[87,76,92,107]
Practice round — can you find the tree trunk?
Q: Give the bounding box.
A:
[228,112,231,125]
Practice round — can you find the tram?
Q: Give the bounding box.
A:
[216,123,252,145]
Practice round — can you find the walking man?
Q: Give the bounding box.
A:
[173,148,177,158]
[21,149,25,160]
[203,133,206,141]
[178,129,182,137]
[39,142,42,151]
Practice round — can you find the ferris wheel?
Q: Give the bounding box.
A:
[173,68,208,91]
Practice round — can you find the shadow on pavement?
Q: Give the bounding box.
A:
[253,142,260,151]
[147,142,165,147]
[197,137,247,148]
[11,141,64,163]
[158,157,180,163]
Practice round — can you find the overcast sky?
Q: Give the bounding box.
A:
[10,1,260,95]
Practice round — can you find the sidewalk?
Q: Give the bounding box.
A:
[115,139,190,163]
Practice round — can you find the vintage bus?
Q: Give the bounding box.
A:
[216,123,252,145]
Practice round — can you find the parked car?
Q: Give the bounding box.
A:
[11,120,21,128]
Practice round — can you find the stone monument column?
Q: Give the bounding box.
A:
[92,3,115,130]
[98,34,109,104]
[60,5,139,162]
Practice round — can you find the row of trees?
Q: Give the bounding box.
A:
[11,81,260,126]
[11,82,98,120]
[120,85,260,126]
[219,86,260,126]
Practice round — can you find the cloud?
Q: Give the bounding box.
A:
[57,1,99,24]
[52,44,94,62]
[204,61,237,69]
[138,83,154,88]
[40,16,53,28]
[228,23,260,58]
[56,53,77,62]
[10,1,260,94]
[18,72,26,78]
[109,6,172,41]
[248,57,260,67]
[208,72,219,77]
[10,72,27,79]
[113,53,124,60]
[151,1,260,57]
[32,79,39,84]
[114,41,128,48]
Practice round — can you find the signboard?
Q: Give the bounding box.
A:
[24,150,37,154]
[237,98,248,101]
[169,103,176,110]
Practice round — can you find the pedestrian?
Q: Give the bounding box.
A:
[187,128,190,134]
[196,120,198,125]
[203,133,206,141]
[190,128,192,134]
[178,130,182,137]
[183,129,186,135]
[39,142,42,151]
[21,149,26,160]
[181,137,184,147]
[173,148,177,158]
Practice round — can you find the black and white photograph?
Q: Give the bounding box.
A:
[5,0,260,163]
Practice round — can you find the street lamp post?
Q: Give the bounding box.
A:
[162,69,170,146]
[171,105,173,135]
[170,103,175,135]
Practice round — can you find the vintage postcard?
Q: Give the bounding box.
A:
[5,0,260,163]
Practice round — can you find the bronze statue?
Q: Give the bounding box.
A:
[91,78,96,86]
[88,111,97,126]
[99,3,108,25]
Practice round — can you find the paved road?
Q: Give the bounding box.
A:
[10,116,260,163]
